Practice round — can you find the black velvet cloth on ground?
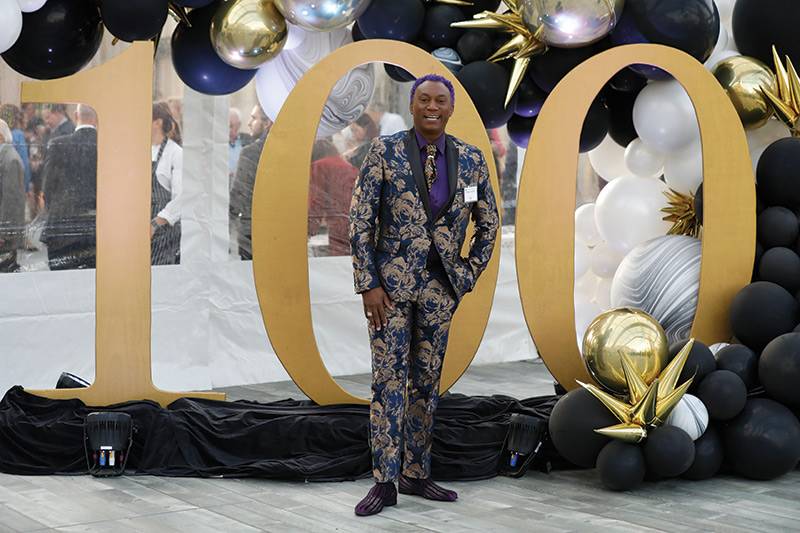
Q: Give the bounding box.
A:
[0,386,559,480]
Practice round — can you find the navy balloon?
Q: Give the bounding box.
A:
[514,76,546,118]
[506,114,537,149]
[456,30,493,65]
[357,0,425,42]
[170,3,257,96]
[1,0,104,80]
[579,98,609,153]
[422,5,465,49]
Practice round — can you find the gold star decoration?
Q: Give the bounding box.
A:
[760,45,800,137]
[451,0,547,108]
[577,339,696,444]
[661,188,701,238]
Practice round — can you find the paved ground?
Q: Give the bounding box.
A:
[1,360,799,532]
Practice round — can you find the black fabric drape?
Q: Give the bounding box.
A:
[0,386,559,480]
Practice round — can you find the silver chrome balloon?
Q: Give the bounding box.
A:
[273,0,372,32]
[520,0,624,48]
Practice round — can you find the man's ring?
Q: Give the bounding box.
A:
[366,311,373,317]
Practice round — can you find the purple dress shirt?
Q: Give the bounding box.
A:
[415,129,449,264]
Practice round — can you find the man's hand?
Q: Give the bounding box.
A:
[362,286,393,331]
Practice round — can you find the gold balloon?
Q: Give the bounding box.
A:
[582,307,669,395]
[211,0,287,70]
[712,55,778,130]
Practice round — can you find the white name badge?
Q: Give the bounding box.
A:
[464,186,478,203]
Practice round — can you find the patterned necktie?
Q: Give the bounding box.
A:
[424,144,437,190]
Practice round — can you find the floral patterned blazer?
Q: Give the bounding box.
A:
[349,129,499,303]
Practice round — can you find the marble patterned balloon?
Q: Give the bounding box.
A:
[610,235,701,344]
[665,394,709,441]
[255,26,375,137]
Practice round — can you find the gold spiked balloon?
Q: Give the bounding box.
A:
[451,0,548,108]
[662,188,701,238]
[712,55,777,130]
[760,45,800,137]
[577,340,697,444]
[582,308,670,395]
[211,0,288,70]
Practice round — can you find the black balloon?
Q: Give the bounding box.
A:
[352,21,366,42]
[602,87,641,147]
[670,339,716,394]
[756,138,800,209]
[697,370,747,421]
[682,425,724,481]
[643,426,695,477]
[722,398,800,480]
[171,0,215,6]
[729,281,800,352]
[596,440,647,491]
[456,31,493,65]
[579,98,609,153]
[759,332,800,409]
[714,344,759,391]
[456,61,517,128]
[757,206,799,249]
[459,0,501,19]
[357,0,426,42]
[732,0,800,69]
[514,76,546,118]
[506,114,537,149]
[384,63,416,83]
[758,247,800,293]
[421,5,465,48]
[694,182,703,226]
[100,0,168,42]
[1,0,103,80]
[528,44,600,93]
[170,3,257,96]
[548,387,619,468]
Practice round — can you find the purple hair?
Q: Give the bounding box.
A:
[410,74,455,105]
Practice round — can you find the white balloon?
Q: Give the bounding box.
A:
[575,203,602,246]
[595,277,613,310]
[595,176,673,255]
[713,0,734,35]
[587,134,628,181]
[0,0,22,54]
[633,79,700,154]
[16,0,45,12]
[283,22,306,50]
[591,241,624,278]
[664,140,703,195]
[574,271,599,301]
[746,118,791,152]
[575,300,603,352]
[624,138,666,177]
[704,49,739,71]
[575,241,591,279]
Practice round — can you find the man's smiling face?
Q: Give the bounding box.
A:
[410,80,454,143]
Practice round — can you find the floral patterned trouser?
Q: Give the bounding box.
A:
[368,264,458,482]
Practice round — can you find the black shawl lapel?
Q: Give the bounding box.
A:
[404,129,433,221]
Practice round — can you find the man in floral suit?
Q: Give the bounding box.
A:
[349,74,499,516]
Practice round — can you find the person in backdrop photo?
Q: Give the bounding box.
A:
[307,138,358,256]
[39,104,98,271]
[366,102,408,136]
[229,107,253,188]
[343,113,379,171]
[0,119,26,273]
[230,104,272,260]
[349,74,499,516]
[150,101,182,265]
